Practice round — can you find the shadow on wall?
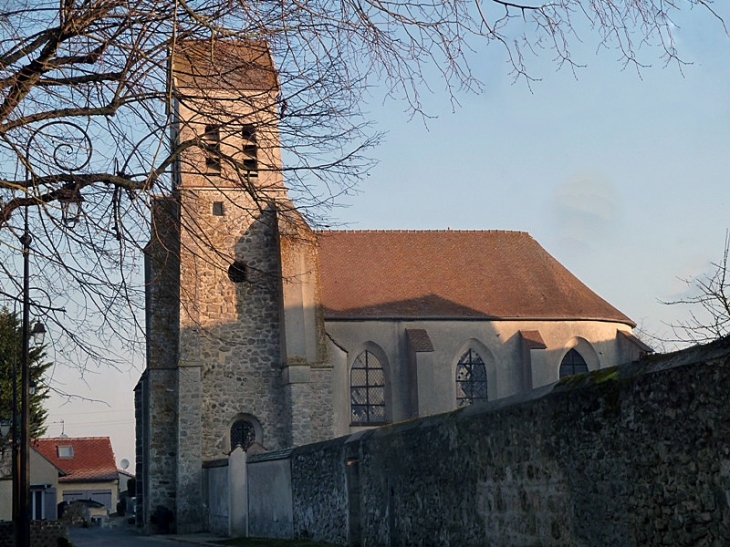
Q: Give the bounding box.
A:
[246,336,730,546]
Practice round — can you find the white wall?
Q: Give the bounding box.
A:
[326,318,640,435]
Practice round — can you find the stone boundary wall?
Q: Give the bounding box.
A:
[0,522,11,547]
[284,337,730,546]
[0,521,68,547]
[290,437,349,544]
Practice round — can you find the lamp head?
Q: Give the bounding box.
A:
[58,185,84,227]
[31,321,46,348]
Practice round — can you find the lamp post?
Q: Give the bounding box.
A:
[11,306,46,544]
[15,213,58,547]
[14,121,87,547]
[18,207,32,547]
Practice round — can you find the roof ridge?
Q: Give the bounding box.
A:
[36,436,111,441]
[315,229,530,234]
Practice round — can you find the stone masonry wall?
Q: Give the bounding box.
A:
[144,368,178,529]
[142,196,182,529]
[0,521,68,547]
[176,365,203,533]
[291,436,349,545]
[145,196,181,373]
[178,192,286,457]
[287,337,730,546]
[134,378,144,525]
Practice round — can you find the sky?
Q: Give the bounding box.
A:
[42,5,730,470]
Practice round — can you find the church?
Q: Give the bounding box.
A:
[134,40,650,533]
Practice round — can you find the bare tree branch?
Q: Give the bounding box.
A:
[0,0,722,383]
[661,231,730,345]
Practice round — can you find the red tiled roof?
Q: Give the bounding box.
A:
[520,330,547,349]
[316,230,634,326]
[172,40,278,92]
[406,329,434,352]
[33,437,118,483]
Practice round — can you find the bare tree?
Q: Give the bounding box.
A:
[0,0,725,373]
[662,232,730,345]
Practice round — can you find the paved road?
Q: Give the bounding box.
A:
[69,526,183,547]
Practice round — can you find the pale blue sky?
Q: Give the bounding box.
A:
[336,7,730,340]
[44,6,730,467]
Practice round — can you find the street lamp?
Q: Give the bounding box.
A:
[17,206,45,547]
[10,316,48,539]
[14,121,89,547]
[57,184,84,228]
[31,321,46,348]
[16,207,32,547]
[14,272,47,547]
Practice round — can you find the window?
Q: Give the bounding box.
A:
[57,445,73,458]
[350,350,386,425]
[203,124,221,172]
[227,260,247,283]
[241,124,258,178]
[559,348,589,378]
[456,349,488,407]
[212,201,224,216]
[230,419,256,450]
[31,489,44,520]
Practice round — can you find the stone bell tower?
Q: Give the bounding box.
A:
[137,40,328,533]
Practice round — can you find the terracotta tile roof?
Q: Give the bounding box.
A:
[172,40,278,92]
[406,329,434,352]
[33,437,118,483]
[316,230,634,326]
[520,330,547,350]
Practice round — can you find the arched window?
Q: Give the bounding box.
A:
[350,350,386,425]
[230,419,256,450]
[559,348,589,378]
[456,349,488,407]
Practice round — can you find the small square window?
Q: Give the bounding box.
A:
[57,445,74,458]
[212,202,224,216]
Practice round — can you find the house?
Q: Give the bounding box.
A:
[118,468,134,497]
[135,40,651,533]
[0,446,64,521]
[33,437,119,513]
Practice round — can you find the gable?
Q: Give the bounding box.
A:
[316,230,634,325]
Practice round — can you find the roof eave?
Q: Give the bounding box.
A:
[59,476,119,483]
[324,315,636,327]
